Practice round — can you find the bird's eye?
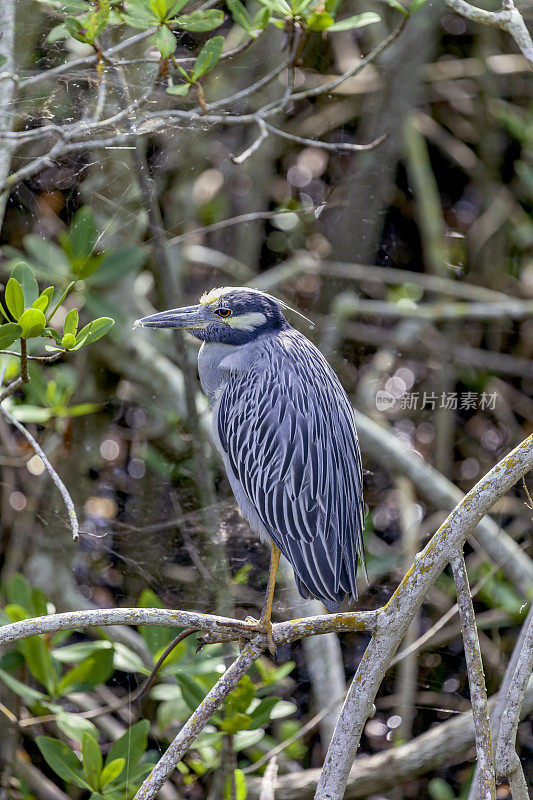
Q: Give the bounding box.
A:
[215,308,233,318]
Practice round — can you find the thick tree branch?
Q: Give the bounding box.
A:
[444,0,533,69]
[246,679,533,799]
[315,433,533,800]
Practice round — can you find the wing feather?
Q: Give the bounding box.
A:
[216,329,364,604]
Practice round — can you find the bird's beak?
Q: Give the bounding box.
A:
[134,305,208,329]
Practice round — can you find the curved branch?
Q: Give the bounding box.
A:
[315,433,533,800]
[445,0,533,69]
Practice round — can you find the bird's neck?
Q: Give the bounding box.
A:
[197,341,240,405]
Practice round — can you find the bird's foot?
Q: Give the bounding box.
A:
[244,615,277,657]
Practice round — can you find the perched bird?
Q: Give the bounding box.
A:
[136,287,365,644]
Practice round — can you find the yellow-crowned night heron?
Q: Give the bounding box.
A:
[136,287,365,643]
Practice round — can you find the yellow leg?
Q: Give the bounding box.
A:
[257,542,280,654]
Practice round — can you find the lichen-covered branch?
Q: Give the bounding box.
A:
[315,433,533,800]
[494,606,533,799]
[451,552,495,800]
[133,639,265,800]
[246,679,533,799]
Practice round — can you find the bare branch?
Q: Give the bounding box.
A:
[259,757,278,800]
[0,402,80,541]
[133,638,265,800]
[445,0,533,69]
[0,607,378,649]
[263,122,388,153]
[451,552,495,799]
[494,606,533,799]
[315,433,533,800]
[231,119,269,164]
[246,680,533,799]
[0,0,16,227]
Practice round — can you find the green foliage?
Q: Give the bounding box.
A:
[0,579,300,797]
[247,0,380,33]
[167,36,224,95]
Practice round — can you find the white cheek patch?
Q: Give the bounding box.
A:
[228,312,267,331]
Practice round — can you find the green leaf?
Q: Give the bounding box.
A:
[251,7,270,28]
[74,317,115,348]
[166,83,191,95]
[56,712,99,742]
[18,308,46,339]
[0,666,48,704]
[191,36,224,81]
[7,573,33,611]
[175,9,224,30]
[36,737,92,789]
[220,712,252,733]
[408,0,427,13]
[233,728,264,750]
[256,0,291,17]
[176,674,207,711]
[31,294,51,313]
[100,758,125,788]
[226,0,252,31]
[52,641,113,663]
[326,11,380,30]
[150,0,167,18]
[20,635,58,695]
[0,322,22,348]
[47,22,70,41]
[387,0,408,15]
[248,696,280,728]
[224,769,247,800]
[305,11,333,30]
[62,333,77,350]
[87,246,147,286]
[46,281,75,325]
[82,733,103,789]
[63,308,79,336]
[166,0,190,15]
[23,235,71,279]
[156,24,177,56]
[5,278,24,320]
[11,262,39,306]
[0,56,6,68]
[57,649,114,695]
[121,0,159,28]
[225,675,255,715]
[69,207,98,263]
[105,720,150,769]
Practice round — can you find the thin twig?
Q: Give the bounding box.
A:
[0,403,79,541]
[231,119,268,164]
[451,553,495,800]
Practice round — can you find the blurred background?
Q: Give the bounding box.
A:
[0,0,532,797]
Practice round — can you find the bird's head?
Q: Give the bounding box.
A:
[134,287,290,345]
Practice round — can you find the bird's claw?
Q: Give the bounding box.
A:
[244,615,277,657]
